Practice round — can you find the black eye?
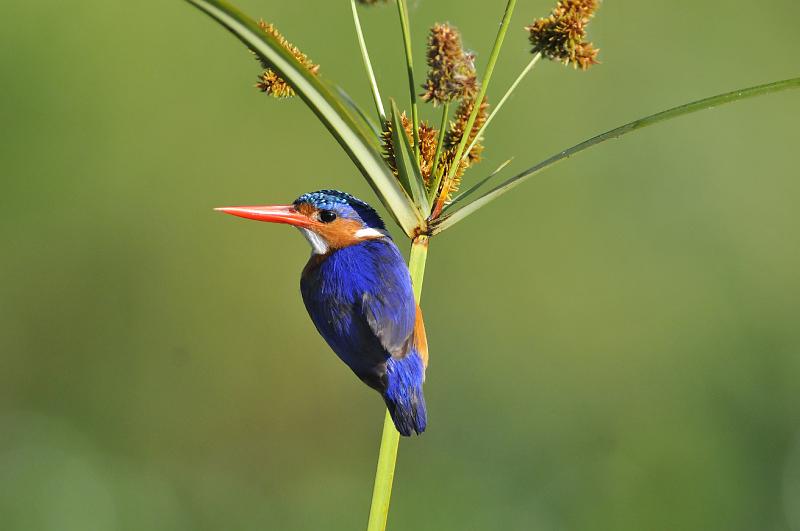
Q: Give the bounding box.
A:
[319,210,337,223]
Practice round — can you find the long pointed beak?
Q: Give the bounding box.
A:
[214,205,312,228]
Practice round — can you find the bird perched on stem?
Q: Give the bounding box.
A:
[217,190,428,436]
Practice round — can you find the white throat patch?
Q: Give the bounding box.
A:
[298,228,330,255]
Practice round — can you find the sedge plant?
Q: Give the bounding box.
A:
[183,0,800,528]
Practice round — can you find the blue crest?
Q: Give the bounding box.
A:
[294,190,386,230]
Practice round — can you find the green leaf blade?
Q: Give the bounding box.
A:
[433,77,800,234]
[443,158,513,212]
[185,0,421,237]
[389,100,430,217]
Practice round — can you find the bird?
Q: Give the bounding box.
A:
[216,190,428,436]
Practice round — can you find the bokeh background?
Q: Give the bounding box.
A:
[2,0,799,529]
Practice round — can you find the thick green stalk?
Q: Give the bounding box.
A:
[427,102,450,203]
[366,235,429,531]
[433,0,517,216]
[407,235,428,301]
[395,0,421,158]
[351,0,386,122]
[366,412,400,531]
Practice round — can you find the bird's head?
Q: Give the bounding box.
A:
[216,190,388,255]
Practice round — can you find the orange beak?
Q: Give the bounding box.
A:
[214,205,313,228]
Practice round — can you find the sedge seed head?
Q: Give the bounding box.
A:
[381,113,441,188]
[380,114,411,180]
[554,0,599,20]
[435,95,489,200]
[526,0,600,70]
[416,122,440,187]
[421,23,478,106]
[254,20,320,98]
[445,96,488,164]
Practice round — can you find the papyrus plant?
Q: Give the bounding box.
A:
[184,0,799,529]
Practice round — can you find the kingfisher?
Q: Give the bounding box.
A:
[216,190,428,435]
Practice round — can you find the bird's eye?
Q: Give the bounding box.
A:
[319,210,337,223]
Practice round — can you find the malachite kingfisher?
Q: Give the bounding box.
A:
[217,190,428,436]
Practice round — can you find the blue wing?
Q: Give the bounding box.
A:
[361,288,415,359]
[300,238,417,390]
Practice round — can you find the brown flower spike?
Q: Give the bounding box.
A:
[445,97,487,165]
[526,0,600,70]
[382,114,440,187]
[553,0,600,18]
[421,23,478,105]
[255,21,320,98]
[437,96,488,198]
[381,98,487,198]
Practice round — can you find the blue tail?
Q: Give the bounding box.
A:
[383,352,427,436]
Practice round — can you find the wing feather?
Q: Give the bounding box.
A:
[362,290,415,358]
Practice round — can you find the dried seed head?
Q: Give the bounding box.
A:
[254,20,320,98]
[436,96,489,200]
[553,0,599,20]
[573,41,600,70]
[421,23,478,106]
[417,121,440,187]
[381,113,441,188]
[445,96,488,162]
[257,70,295,98]
[381,113,411,180]
[526,0,600,70]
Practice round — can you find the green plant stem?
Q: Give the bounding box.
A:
[366,235,429,531]
[408,235,428,301]
[351,0,386,122]
[336,84,382,138]
[389,100,430,216]
[432,0,517,216]
[395,0,421,158]
[366,412,400,531]
[428,102,450,203]
[460,52,541,163]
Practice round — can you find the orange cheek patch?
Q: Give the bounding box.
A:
[314,218,364,249]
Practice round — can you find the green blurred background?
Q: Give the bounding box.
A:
[2,0,799,529]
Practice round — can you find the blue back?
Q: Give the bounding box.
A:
[300,238,414,388]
